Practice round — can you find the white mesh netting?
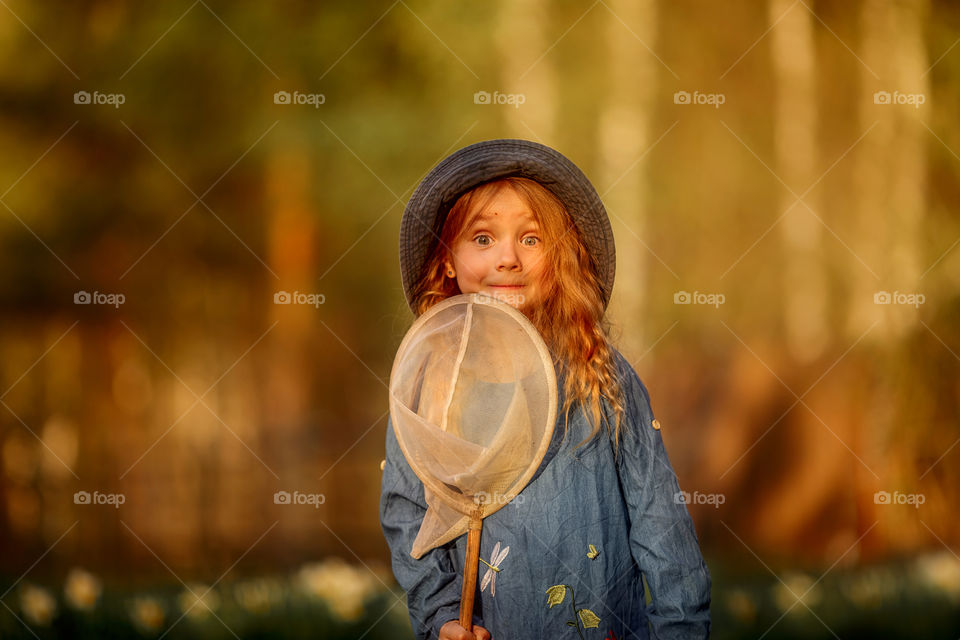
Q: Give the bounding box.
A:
[389,294,557,558]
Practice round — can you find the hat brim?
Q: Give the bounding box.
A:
[399,139,615,313]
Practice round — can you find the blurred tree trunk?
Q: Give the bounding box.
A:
[853,0,929,557]
[495,0,557,140]
[770,0,828,364]
[748,0,852,557]
[266,142,318,553]
[598,0,657,359]
[850,1,928,343]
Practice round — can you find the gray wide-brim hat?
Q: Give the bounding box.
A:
[399,139,615,313]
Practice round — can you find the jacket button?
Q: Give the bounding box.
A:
[651,419,661,430]
[379,459,386,471]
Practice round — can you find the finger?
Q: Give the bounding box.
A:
[440,621,471,640]
[474,625,492,640]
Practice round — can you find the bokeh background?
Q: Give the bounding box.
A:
[1,1,959,638]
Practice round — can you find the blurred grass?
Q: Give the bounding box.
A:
[2,552,959,639]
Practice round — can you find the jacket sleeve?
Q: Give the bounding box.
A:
[611,352,712,639]
[379,416,485,639]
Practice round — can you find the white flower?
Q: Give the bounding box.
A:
[234,578,284,614]
[297,558,379,622]
[20,584,56,626]
[177,584,220,619]
[64,568,102,611]
[915,551,960,601]
[773,572,821,615]
[725,588,756,622]
[840,567,895,609]
[129,596,164,631]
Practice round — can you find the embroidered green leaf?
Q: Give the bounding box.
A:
[587,544,599,559]
[545,584,566,608]
[578,608,601,628]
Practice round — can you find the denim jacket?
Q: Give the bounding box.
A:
[379,348,712,639]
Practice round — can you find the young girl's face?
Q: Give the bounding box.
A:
[445,185,546,310]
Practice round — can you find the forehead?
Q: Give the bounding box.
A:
[467,188,537,225]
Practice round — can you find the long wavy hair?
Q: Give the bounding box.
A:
[411,177,625,452]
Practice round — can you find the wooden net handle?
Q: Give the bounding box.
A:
[458,515,483,631]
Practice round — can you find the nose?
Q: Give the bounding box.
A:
[496,241,521,271]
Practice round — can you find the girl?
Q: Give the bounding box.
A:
[380,139,711,640]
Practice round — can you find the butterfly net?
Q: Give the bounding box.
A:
[389,293,557,559]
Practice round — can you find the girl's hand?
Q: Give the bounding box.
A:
[439,620,492,640]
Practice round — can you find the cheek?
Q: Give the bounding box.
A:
[527,251,549,277]
[453,251,486,281]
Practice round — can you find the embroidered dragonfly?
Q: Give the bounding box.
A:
[479,541,510,597]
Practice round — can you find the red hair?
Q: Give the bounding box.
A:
[411,177,625,451]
